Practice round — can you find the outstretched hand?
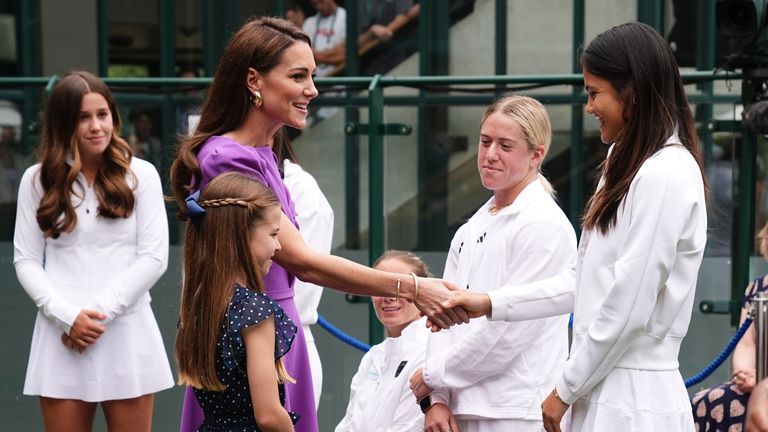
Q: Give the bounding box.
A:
[414,278,469,329]
[425,291,492,332]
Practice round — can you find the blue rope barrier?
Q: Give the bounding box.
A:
[684,317,753,388]
[317,314,371,352]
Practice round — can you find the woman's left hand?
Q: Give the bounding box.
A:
[542,389,569,432]
[60,333,85,353]
[409,367,434,401]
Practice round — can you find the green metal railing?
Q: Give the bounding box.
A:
[0,70,746,298]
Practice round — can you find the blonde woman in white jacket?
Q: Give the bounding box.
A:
[409,95,577,432]
[442,22,707,432]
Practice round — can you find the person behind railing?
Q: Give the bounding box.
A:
[691,221,768,430]
[408,95,577,432]
[127,108,162,166]
[357,0,420,75]
[0,122,25,203]
[176,172,299,432]
[285,1,307,29]
[271,126,334,411]
[336,250,433,432]
[176,67,203,137]
[170,17,468,432]
[438,22,708,432]
[13,71,173,431]
[303,0,346,78]
[302,0,346,124]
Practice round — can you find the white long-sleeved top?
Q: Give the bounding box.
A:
[481,138,708,427]
[283,159,334,328]
[552,140,707,404]
[423,179,577,420]
[13,158,169,334]
[335,317,429,432]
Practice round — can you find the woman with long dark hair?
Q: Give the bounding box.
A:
[170,17,465,432]
[442,22,708,432]
[14,71,172,431]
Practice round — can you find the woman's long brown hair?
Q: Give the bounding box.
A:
[580,22,706,234]
[36,71,134,238]
[169,17,310,220]
[176,172,288,391]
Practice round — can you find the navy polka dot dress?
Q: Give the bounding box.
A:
[194,284,299,431]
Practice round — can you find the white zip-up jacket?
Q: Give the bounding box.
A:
[487,138,707,406]
[423,179,577,420]
[336,317,429,432]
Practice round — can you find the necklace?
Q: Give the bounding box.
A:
[488,200,512,215]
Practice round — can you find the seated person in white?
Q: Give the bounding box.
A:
[335,250,432,432]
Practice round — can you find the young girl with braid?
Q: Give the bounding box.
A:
[176,172,298,432]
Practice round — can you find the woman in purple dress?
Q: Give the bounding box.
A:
[170,17,467,432]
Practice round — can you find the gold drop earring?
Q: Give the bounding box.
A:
[249,90,263,107]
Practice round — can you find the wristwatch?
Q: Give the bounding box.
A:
[418,395,434,413]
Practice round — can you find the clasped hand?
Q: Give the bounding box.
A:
[414,278,470,330]
[423,290,492,332]
[61,309,107,353]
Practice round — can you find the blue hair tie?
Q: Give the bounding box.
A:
[186,190,205,223]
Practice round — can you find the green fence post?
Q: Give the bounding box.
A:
[368,75,385,345]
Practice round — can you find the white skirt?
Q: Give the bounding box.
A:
[458,418,544,432]
[567,368,694,432]
[24,305,174,402]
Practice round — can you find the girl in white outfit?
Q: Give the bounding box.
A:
[443,22,708,432]
[13,71,173,431]
[409,95,577,432]
[336,251,433,432]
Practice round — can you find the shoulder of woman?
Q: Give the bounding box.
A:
[200,138,271,171]
[129,156,158,174]
[18,163,43,194]
[21,163,42,180]
[127,157,161,189]
[633,146,701,188]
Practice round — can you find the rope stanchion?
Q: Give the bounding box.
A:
[685,317,753,388]
[317,314,371,352]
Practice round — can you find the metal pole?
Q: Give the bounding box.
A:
[756,292,768,382]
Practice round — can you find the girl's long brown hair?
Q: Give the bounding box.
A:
[580,22,706,234]
[170,17,310,220]
[176,172,287,391]
[36,71,134,238]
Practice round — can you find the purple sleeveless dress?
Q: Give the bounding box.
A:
[179,136,317,432]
